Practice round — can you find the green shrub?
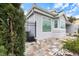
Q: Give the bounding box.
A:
[63,38,79,54]
[0,45,7,56]
[0,4,26,56]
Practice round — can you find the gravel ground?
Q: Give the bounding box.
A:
[24,38,78,56]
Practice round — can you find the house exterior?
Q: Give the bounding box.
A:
[25,6,71,40]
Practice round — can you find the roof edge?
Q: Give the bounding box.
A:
[26,6,67,20]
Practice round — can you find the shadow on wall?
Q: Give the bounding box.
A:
[26,32,36,42]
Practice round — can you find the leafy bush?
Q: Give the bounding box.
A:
[63,38,79,54]
[0,45,7,56]
[0,4,26,56]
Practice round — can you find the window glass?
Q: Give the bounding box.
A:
[54,20,58,28]
[60,20,65,29]
[42,19,51,32]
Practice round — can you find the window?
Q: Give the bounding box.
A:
[54,20,58,28]
[52,20,54,28]
[60,20,65,29]
[42,19,51,32]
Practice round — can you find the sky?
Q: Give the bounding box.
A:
[21,3,79,18]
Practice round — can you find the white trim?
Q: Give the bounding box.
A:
[26,7,61,19]
[26,9,34,19]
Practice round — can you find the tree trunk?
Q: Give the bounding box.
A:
[9,16,14,55]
